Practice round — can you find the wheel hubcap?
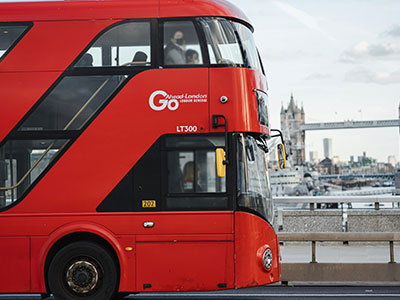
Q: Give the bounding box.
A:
[66,260,99,294]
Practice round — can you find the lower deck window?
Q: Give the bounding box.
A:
[168,150,225,194]
[0,139,69,208]
[165,135,227,210]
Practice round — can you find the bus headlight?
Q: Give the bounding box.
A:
[262,248,273,271]
[257,245,273,271]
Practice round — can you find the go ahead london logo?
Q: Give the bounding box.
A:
[149,90,207,111]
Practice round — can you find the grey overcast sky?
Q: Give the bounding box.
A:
[228,0,400,163]
[1,0,399,163]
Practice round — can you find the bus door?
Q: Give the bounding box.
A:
[134,135,234,292]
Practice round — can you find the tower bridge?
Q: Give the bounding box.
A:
[301,119,400,131]
[280,95,399,165]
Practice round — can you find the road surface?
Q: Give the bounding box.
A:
[1,286,400,300]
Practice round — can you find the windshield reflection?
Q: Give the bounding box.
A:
[237,134,274,223]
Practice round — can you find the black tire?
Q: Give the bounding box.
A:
[48,241,118,300]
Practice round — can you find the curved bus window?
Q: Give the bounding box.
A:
[234,22,262,72]
[1,74,126,208]
[0,24,31,62]
[200,18,243,65]
[163,21,203,65]
[76,21,151,67]
[18,75,125,131]
[0,139,69,208]
[237,134,273,223]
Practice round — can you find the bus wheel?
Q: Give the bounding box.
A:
[48,241,118,300]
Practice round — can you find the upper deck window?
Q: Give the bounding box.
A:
[200,18,243,65]
[76,21,151,67]
[234,22,262,72]
[18,75,125,131]
[0,24,31,62]
[163,21,203,65]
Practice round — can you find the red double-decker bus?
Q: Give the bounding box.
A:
[0,0,286,299]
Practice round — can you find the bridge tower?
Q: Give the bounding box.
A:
[280,93,305,166]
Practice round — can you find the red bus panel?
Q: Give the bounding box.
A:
[0,237,30,292]
[235,212,280,287]
[137,239,234,291]
[210,68,269,135]
[0,72,60,142]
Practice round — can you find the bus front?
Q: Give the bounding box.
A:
[201,17,280,287]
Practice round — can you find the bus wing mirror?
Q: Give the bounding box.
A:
[277,144,287,169]
[216,148,226,178]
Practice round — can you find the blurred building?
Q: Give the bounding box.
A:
[388,155,396,167]
[323,138,332,158]
[320,157,333,175]
[332,155,340,165]
[309,151,319,164]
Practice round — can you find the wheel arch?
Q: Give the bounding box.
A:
[40,222,125,294]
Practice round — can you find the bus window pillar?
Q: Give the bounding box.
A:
[0,162,6,208]
[102,46,112,66]
[15,149,31,199]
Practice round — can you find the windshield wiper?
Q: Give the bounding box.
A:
[255,136,269,153]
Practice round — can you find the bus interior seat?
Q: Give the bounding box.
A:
[76,53,94,67]
[132,51,148,64]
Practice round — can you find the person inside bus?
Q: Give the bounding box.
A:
[185,49,199,64]
[76,53,93,67]
[183,161,202,192]
[164,30,186,65]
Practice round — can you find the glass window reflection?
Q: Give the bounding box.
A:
[19,76,125,131]
[163,21,203,65]
[0,24,30,61]
[200,18,243,65]
[234,22,262,72]
[168,150,225,194]
[75,22,151,67]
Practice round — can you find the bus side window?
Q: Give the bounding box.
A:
[0,23,31,62]
[163,21,203,65]
[75,21,151,68]
[167,150,225,194]
[0,140,69,208]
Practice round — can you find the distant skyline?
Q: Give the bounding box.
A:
[228,0,400,163]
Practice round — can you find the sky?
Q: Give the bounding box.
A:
[228,0,400,164]
[1,0,399,163]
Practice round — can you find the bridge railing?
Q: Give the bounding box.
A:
[274,195,400,211]
[300,119,400,131]
[279,232,400,283]
[279,232,400,263]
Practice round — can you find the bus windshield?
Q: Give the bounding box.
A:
[234,22,262,72]
[200,17,262,72]
[237,134,273,223]
[200,17,243,65]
